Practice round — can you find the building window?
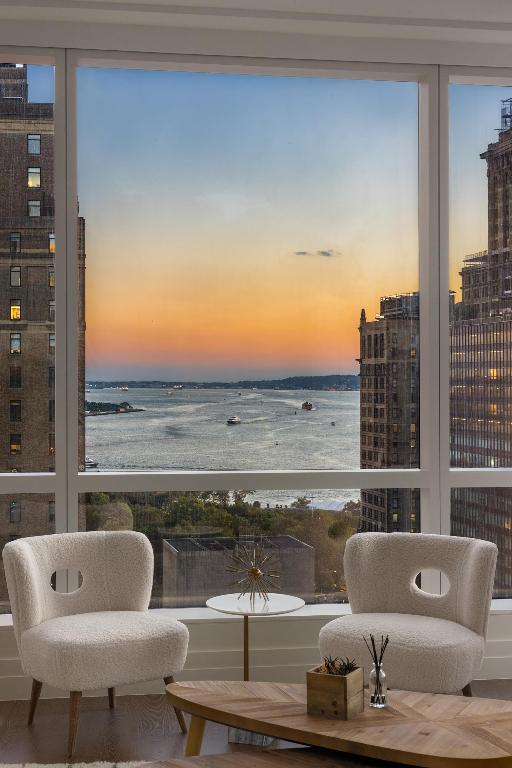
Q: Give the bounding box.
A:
[48,267,55,287]
[10,300,21,321]
[10,332,21,354]
[48,501,55,524]
[10,266,21,287]
[49,233,55,254]
[9,500,21,524]
[10,400,21,422]
[49,332,55,352]
[27,133,41,154]
[9,366,21,388]
[27,167,41,188]
[48,366,55,388]
[10,434,21,455]
[49,399,55,422]
[28,200,40,217]
[49,433,55,455]
[9,232,20,253]
[49,300,55,322]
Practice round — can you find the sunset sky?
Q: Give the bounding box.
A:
[29,67,510,381]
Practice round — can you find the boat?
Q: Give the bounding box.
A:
[302,401,313,411]
[227,416,241,425]
[85,456,98,469]
[120,386,129,391]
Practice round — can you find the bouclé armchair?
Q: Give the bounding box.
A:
[3,530,189,759]
[319,532,497,695]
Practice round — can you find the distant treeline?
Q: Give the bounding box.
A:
[86,374,360,391]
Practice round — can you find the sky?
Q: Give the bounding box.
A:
[28,66,509,381]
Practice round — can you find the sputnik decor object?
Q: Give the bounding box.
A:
[227,540,281,602]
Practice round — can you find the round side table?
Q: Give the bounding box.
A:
[206,592,305,681]
[206,593,305,745]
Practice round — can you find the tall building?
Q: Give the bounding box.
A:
[451,98,512,597]
[358,293,420,533]
[0,64,85,609]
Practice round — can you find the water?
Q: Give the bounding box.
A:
[85,388,360,506]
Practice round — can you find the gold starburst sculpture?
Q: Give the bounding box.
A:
[227,541,281,602]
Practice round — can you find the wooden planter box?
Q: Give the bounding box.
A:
[307,665,364,720]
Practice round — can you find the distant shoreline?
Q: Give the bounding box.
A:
[85,374,360,392]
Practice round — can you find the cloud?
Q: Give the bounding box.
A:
[293,248,342,258]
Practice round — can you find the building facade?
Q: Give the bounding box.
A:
[0,64,85,609]
[358,293,420,533]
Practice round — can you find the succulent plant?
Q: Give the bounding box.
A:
[321,655,359,676]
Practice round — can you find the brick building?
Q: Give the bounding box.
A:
[358,293,420,533]
[0,64,85,610]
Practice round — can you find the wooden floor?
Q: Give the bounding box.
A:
[0,680,508,764]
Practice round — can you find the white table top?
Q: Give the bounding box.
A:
[206,592,305,617]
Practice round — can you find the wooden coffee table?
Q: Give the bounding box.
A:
[166,680,512,767]
[159,749,376,767]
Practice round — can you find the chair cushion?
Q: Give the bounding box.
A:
[319,613,484,694]
[20,610,189,692]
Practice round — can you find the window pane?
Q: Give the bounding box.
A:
[81,488,419,607]
[450,84,512,468]
[0,493,55,613]
[79,68,418,472]
[451,488,512,597]
[0,63,56,472]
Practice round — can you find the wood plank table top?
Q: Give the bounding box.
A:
[151,748,384,768]
[166,680,512,767]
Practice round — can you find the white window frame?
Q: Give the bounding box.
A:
[0,47,510,603]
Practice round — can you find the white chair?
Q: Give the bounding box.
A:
[319,532,497,695]
[3,530,189,759]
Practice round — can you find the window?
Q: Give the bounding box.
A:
[48,300,55,322]
[10,400,21,422]
[10,266,20,287]
[49,399,55,422]
[10,332,21,354]
[27,167,41,188]
[48,366,55,387]
[9,232,20,253]
[9,500,21,524]
[10,434,21,455]
[27,133,41,154]
[10,300,20,321]
[48,433,55,455]
[48,267,55,287]
[48,233,55,254]
[48,501,55,524]
[28,200,40,217]
[9,366,21,388]
[49,332,55,352]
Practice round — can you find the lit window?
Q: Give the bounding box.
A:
[49,332,55,352]
[10,332,21,354]
[48,267,55,287]
[28,200,40,217]
[49,233,55,254]
[410,423,416,433]
[489,368,498,380]
[490,403,498,415]
[9,400,21,422]
[48,501,55,524]
[10,300,21,321]
[10,266,20,287]
[49,300,55,322]
[9,500,21,524]
[27,134,41,154]
[27,167,41,188]
[9,232,20,253]
[10,434,21,455]
[9,366,21,388]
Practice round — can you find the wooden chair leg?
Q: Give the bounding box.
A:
[108,687,115,709]
[462,683,473,697]
[28,679,42,725]
[164,675,187,734]
[68,691,82,761]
